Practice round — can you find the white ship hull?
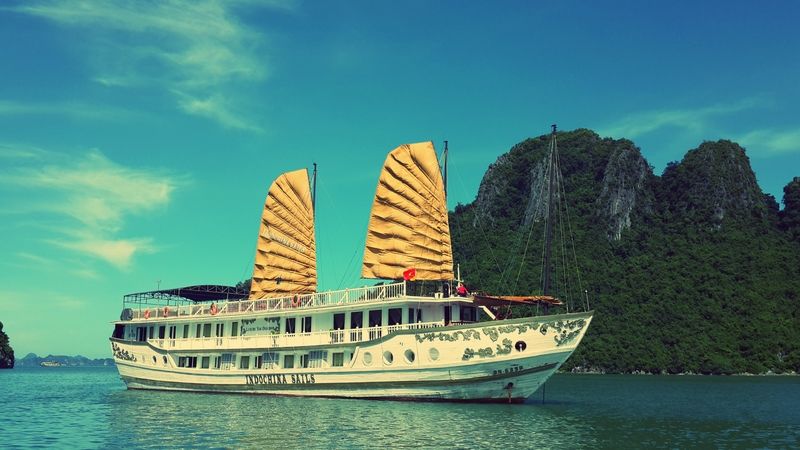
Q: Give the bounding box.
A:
[111,311,592,403]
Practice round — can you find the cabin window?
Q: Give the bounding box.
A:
[182,325,189,339]
[284,354,295,369]
[460,306,477,322]
[148,326,154,339]
[136,327,147,342]
[368,310,382,327]
[263,352,279,369]
[254,355,263,369]
[332,352,344,367]
[168,326,177,340]
[231,322,239,337]
[178,356,197,368]
[221,353,234,370]
[240,356,250,369]
[350,312,363,328]
[112,324,125,339]
[301,316,312,334]
[309,350,327,368]
[333,313,345,330]
[213,356,221,369]
[285,318,296,334]
[300,354,309,368]
[408,308,423,323]
[215,323,224,337]
[203,323,212,338]
[158,326,166,339]
[444,306,451,325]
[388,308,402,326]
[196,324,202,338]
[201,356,210,369]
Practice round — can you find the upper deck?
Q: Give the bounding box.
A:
[120,281,467,322]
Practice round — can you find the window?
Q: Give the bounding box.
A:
[201,356,210,369]
[284,354,295,369]
[136,327,147,342]
[221,353,235,370]
[240,356,250,369]
[178,356,197,368]
[409,308,423,324]
[168,326,177,340]
[388,308,402,326]
[300,354,309,368]
[332,352,344,367]
[444,306,451,325]
[368,310,382,327]
[231,322,239,337]
[196,324,202,338]
[263,352,279,369]
[254,355,262,369]
[460,306,477,322]
[158,326,166,339]
[350,312,363,329]
[213,356,221,369]
[301,316,312,333]
[309,350,327,368]
[148,326,154,339]
[203,323,212,338]
[285,318,296,334]
[182,324,189,339]
[215,323,224,337]
[333,313,345,330]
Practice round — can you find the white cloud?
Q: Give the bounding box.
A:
[13,0,292,129]
[599,98,765,139]
[0,145,186,268]
[736,128,800,157]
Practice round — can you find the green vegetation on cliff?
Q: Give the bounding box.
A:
[0,321,14,369]
[450,130,800,374]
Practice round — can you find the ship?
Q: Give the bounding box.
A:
[110,127,593,402]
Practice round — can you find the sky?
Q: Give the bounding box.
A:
[1,0,798,358]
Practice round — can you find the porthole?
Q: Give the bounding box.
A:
[363,352,373,366]
[515,341,527,352]
[163,356,168,365]
[152,355,157,364]
[404,349,416,364]
[429,348,440,361]
[383,351,394,365]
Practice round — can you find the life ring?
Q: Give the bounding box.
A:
[291,295,300,308]
[163,306,170,317]
[143,309,151,319]
[210,303,218,315]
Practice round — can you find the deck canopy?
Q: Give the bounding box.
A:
[124,285,248,303]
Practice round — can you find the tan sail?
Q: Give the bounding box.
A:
[250,169,316,299]
[362,142,454,280]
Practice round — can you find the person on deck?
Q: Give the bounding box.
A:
[456,282,468,297]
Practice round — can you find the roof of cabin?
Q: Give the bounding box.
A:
[123,285,249,302]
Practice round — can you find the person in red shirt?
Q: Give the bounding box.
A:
[456,282,468,297]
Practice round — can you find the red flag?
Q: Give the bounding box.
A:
[403,268,417,281]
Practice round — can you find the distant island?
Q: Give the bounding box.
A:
[15,353,114,367]
[0,321,13,369]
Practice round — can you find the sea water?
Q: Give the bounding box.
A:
[1,367,798,449]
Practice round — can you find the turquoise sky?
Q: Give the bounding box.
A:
[1,1,798,358]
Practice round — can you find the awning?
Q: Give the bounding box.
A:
[123,285,249,303]
[472,294,563,307]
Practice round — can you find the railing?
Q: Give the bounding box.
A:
[146,320,444,351]
[126,282,408,321]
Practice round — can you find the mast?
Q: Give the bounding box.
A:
[443,140,449,197]
[542,124,557,296]
[312,162,318,212]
